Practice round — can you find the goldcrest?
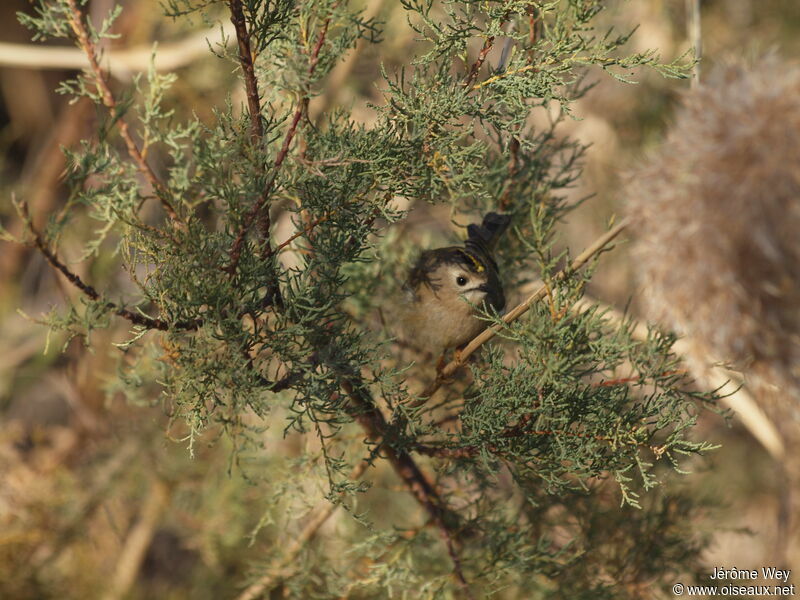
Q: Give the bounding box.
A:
[399,212,510,356]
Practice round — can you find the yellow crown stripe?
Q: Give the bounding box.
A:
[458,249,484,272]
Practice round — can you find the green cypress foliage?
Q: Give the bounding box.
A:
[13,0,718,596]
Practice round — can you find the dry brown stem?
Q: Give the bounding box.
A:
[464,36,495,88]
[340,377,471,593]
[18,200,199,332]
[65,0,182,226]
[228,0,264,142]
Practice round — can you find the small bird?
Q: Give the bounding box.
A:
[399,212,511,365]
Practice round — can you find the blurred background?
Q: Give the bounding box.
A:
[1,0,799,597]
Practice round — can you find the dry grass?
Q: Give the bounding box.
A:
[627,55,800,404]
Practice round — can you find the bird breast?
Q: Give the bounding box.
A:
[402,285,487,353]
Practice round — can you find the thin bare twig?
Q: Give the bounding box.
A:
[498,136,520,211]
[65,0,182,226]
[273,213,331,254]
[421,217,631,398]
[464,36,495,88]
[19,201,199,331]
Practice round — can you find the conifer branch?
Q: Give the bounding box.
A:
[422,217,631,398]
[239,370,471,597]
[227,0,264,141]
[65,0,182,227]
[339,376,471,591]
[227,13,334,273]
[19,200,198,332]
[273,213,331,254]
[464,35,494,88]
[340,378,459,525]
[473,64,535,90]
[414,424,664,460]
[224,0,281,308]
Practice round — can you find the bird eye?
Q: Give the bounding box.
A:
[456,276,467,286]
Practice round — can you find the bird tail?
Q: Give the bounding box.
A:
[467,212,511,250]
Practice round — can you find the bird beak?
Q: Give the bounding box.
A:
[476,283,490,293]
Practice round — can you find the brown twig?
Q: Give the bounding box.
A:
[464,36,495,88]
[228,0,264,141]
[497,136,520,211]
[273,213,331,254]
[414,424,662,461]
[592,370,686,388]
[19,201,199,332]
[227,0,276,265]
[527,4,539,53]
[65,0,182,226]
[422,217,631,398]
[340,377,472,594]
[227,15,333,273]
